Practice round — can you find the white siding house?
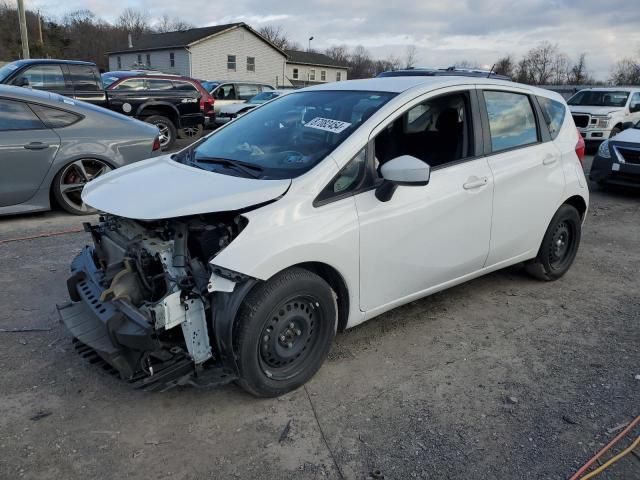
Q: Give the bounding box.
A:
[284,50,348,87]
[107,23,287,85]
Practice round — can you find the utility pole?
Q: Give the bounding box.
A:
[17,0,30,59]
[308,36,314,52]
[37,10,43,46]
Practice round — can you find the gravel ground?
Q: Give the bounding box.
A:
[0,155,638,479]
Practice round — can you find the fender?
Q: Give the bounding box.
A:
[135,101,181,122]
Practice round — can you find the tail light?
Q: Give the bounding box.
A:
[152,135,161,152]
[200,95,214,114]
[575,128,586,166]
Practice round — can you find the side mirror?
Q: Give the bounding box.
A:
[16,77,29,87]
[375,155,430,202]
[621,122,634,131]
[629,103,640,113]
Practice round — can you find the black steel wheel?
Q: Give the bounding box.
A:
[234,267,337,397]
[526,204,581,281]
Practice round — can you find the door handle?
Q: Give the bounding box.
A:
[24,142,50,150]
[543,155,558,165]
[463,176,488,190]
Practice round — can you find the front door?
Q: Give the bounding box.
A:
[355,87,493,314]
[213,83,241,114]
[0,98,60,206]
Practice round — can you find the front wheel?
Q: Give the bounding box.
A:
[52,159,113,215]
[234,267,337,397]
[525,204,582,281]
[144,115,176,150]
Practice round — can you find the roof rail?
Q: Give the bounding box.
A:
[377,67,511,81]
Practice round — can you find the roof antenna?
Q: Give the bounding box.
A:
[487,64,495,78]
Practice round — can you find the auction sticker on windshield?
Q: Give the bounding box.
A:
[305,117,352,134]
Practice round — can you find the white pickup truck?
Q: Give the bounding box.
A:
[568,87,640,142]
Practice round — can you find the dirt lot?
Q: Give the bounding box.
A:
[0,155,638,480]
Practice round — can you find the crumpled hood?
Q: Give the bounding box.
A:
[610,127,640,144]
[569,106,623,116]
[82,155,291,220]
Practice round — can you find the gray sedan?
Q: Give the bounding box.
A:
[0,85,160,215]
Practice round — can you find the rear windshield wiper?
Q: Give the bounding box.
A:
[188,155,263,179]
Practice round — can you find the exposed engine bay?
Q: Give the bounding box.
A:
[57,212,256,390]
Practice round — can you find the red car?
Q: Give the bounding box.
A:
[106,73,215,139]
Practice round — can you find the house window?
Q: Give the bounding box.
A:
[146,54,151,66]
[246,56,255,72]
[336,71,341,81]
[227,55,236,71]
[117,56,122,69]
[169,52,175,67]
[137,54,142,64]
[292,68,299,79]
[321,70,326,81]
[309,69,316,81]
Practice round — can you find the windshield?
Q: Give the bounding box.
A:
[178,90,395,179]
[101,74,123,88]
[568,91,629,107]
[0,62,19,83]
[248,91,280,104]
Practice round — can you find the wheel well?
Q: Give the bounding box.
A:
[295,262,350,332]
[139,107,178,125]
[564,195,587,219]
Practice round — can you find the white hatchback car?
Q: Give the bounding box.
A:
[58,76,588,397]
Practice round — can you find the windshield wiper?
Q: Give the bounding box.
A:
[188,155,263,179]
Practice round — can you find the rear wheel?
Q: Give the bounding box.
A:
[525,204,581,281]
[178,124,204,140]
[144,115,176,150]
[52,159,112,215]
[234,267,337,397]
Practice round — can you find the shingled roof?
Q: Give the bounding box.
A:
[285,50,348,69]
[108,23,285,55]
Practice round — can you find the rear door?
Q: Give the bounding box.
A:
[477,87,565,266]
[68,64,107,105]
[0,98,60,206]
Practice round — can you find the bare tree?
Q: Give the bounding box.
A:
[404,45,417,69]
[523,41,558,84]
[494,55,514,78]
[258,24,294,50]
[325,44,349,64]
[349,45,374,79]
[117,7,149,39]
[551,52,570,84]
[568,53,591,85]
[155,14,192,33]
[610,57,640,85]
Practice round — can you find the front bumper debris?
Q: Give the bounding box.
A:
[58,246,236,391]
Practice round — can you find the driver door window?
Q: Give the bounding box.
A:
[215,84,236,100]
[17,64,66,91]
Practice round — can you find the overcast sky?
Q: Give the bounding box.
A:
[34,0,640,80]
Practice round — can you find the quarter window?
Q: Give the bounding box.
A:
[247,57,255,72]
[169,52,175,67]
[172,81,197,92]
[17,64,66,90]
[112,78,146,90]
[227,55,236,71]
[0,99,43,130]
[315,148,368,205]
[292,68,299,79]
[484,91,538,152]
[537,96,566,140]
[146,79,174,90]
[30,104,81,128]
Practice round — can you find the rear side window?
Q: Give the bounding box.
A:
[537,96,566,139]
[0,99,44,130]
[68,65,100,91]
[237,84,260,100]
[146,79,174,90]
[172,81,197,92]
[484,91,538,152]
[30,104,81,129]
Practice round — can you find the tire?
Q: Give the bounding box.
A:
[144,115,176,150]
[525,204,582,281]
[177,124,204,140]
[234,267,337,397]
[610,127,621,139]
[52,158,113,215]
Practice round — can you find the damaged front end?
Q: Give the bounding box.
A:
[58,213,256,391]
